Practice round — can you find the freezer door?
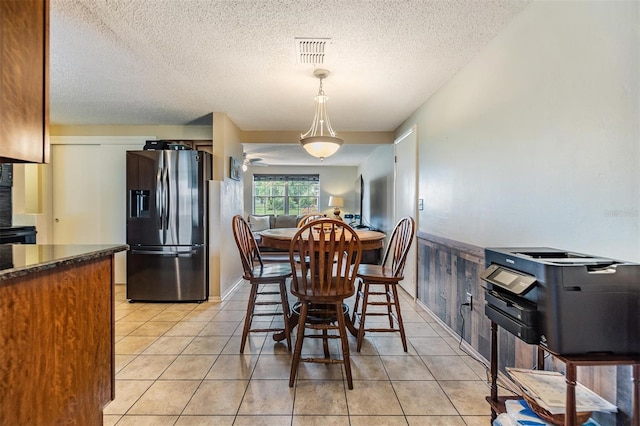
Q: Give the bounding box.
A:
[126,246,208,302]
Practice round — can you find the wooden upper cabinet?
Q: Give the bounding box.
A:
[0,0,49,163]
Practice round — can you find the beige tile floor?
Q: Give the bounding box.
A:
[105,282,493,425]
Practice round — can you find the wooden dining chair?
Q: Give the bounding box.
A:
[288,219,362,389]
[351,216,415,352]
[297,213,325,227]
[231,215,292,353]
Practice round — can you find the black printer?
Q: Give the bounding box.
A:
[481,247,640,355]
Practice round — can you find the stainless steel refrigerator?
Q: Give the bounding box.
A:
[126,149,212,302]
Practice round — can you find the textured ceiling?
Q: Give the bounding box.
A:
[49,0,530,164]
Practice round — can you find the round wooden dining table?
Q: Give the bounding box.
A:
[259,227,386,341]
[260,227,386,260]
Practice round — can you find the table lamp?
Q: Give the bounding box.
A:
[328,196,344,220]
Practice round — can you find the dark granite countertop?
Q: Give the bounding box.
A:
[0,244,128,281]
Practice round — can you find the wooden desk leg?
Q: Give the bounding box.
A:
[490,321,498,420]
[537,346,545,370]
[633,364,639,426]
[565,362,577,426]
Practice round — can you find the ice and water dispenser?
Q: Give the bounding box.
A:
[130,190,150,218]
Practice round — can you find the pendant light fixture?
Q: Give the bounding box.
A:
[300,69,343,160]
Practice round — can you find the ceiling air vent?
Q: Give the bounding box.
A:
[295,38,330,65]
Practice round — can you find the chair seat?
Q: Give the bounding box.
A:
[290,277,354,301]
[356,264,401,282]
[248,263,292,280]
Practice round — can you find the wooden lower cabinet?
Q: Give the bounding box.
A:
[0,257,114,425]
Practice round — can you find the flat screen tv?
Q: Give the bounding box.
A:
[353,174,365,228]
[369,175,388,232]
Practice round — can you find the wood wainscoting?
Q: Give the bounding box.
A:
[416,232,487,353]
[416,232,634,426]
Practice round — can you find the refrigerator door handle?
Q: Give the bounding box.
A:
[155,166,163,230]
[163,165,170,231]
[130,248,196,257]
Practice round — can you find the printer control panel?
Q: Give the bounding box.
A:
[480,264,537,295]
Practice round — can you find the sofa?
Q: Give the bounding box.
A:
[248,214,303,252]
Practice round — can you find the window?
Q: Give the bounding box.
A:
[253,174,320,215]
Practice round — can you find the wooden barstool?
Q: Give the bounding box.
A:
[231,215,292,353]
[288,219,362,389]
[352,216,415,352]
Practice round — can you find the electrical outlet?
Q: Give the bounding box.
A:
[465,292,473,311]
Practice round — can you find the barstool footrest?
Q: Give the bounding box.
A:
[249,327,285,333]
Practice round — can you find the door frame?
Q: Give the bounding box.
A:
[394,125,418,298]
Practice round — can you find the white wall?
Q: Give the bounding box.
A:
[216,176,245,300]
[12,162,53,244]
[242,165,358,218]
[396,0,640,262]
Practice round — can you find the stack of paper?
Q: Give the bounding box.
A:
[506,368,618,415]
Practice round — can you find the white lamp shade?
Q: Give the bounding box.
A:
[328,196,344,208]
[301,137,343,159]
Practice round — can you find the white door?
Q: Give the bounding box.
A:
[52,144,101,244]
[51,138,147,284]
[394,126,418,298]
